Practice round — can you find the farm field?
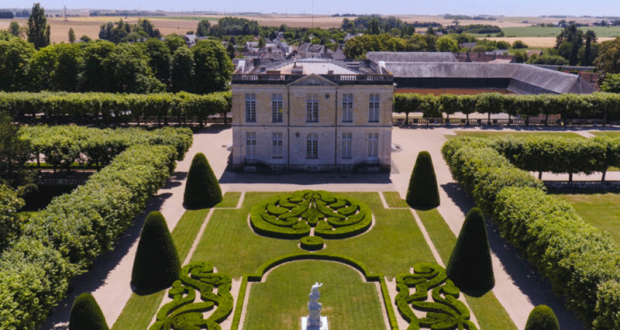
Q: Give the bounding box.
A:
[498,26,620,38]
[446,130,584,139]
[556,193,620,247]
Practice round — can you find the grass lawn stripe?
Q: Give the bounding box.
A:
[416,209,518,330]
[382,191,409,208]
[557,193,620,247]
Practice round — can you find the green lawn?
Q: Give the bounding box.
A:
[416,209,518,330]
[557,193,620,247]
[590,131,620,138]
[447,131,584,140]
[383,191,409,208]
[112,192,239,330]
[191,192,436,278]
[243,261,386,330]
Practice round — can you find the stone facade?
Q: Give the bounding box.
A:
[231,68,394,172]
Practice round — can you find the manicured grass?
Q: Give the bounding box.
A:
[447,131,584,139]
[590,131,620,138]
[243,260,386,330]
[416,209,518,330]
[557,193,620,247]
[382,191,409,208]
[191,192,436,278]
[112,206,214,330]
[216,191,242,208]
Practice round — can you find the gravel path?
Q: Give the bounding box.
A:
[41,124,608,330]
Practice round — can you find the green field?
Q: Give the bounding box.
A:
[474,26,620,38]
[557,193,620,247]
[147,16,219,21]
[243,261,386,330]
[446,131,584,139]
[590,131,620,138]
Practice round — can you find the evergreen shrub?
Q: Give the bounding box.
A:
[406,151,440,210]
[69,292,109,330]
[183,153,222,209]
[524,305,560,330]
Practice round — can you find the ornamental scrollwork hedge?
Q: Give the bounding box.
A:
[250,190,372,240]
[395,262,477,330]
[150,262,233,330]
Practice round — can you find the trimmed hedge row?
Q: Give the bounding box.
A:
[0,133,188,329]
[230,253,399,330]
[0,91,232,125]
[20,125,193,170]
[395,92,620,123]
[150,261,233,330]
[441,137,620,329]
[300,236,325,251]
[395,262,477,330]
[249,190,372,240]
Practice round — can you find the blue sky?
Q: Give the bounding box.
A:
[6,0,620,17]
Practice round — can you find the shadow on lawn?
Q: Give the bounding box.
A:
[440,182,588,330]
[38,170,184,329]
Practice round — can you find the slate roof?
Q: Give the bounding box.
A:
[366,52,458,63]
[383,62,596,94]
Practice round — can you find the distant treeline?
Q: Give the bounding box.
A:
[0,11,13,19]
[444,14,496,21]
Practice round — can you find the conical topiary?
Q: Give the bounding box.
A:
[406,151,440,210]
[525,305,560,330]
[69,292,109,330]
[131,211,180,290]
[446,207,495,293]
[184,152,222,209]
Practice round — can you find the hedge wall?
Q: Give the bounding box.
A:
[441,137,620,329]
[0,91,232,125]
[0,129,189,330]
[394,92,620,123]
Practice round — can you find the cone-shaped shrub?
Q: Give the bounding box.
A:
[406,151,440,210]
[184,152,222,208]
[69,292,109,330]
[446,207,495,293]
[525,305,560,330]
[131,211,180,289]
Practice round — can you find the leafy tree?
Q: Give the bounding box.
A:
[69,292,109,330]
[79,40,115,92]
[55,43,82,91]
[79,35,92,42]
[191,39,234,94]
[103,43,164,93]
[524,305,560,330]
[0,38,35,92]
[258,35,266,48]
[28,44,58,91]
[0,184,25,252]
[184,153,222,208]
[446,207,495,294]
[144,38,171,86]
[436,36,459,52]
[602,73,620,93]
[555,23,583,65]
[0,114,31,190]
[512,40,528,49]
[596,37,620,74]
[583,30,597,66]
[406,151,440,209]
[138,19,160,38]
[171,46,195,93]
[9,21,20,37]
[27,3,50,49]
[68,27,76,43]
[196,19,211,36]
[164,34,187,54]
[226,42,236,60]
[132,211,180,289]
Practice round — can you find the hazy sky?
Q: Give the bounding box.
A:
[6,0,620,17]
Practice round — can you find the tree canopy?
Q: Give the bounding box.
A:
[27,3,50,50]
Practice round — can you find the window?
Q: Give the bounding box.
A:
[342,93,353,123]
[342,132,352,159]
[245,93,256,122]
[246,132,256,159]
[272,132,283,157]
[369,93,380,123]
[306,94,319,122]
[272,93,283,123]
[307,133,318,158]
[368,133,379,159]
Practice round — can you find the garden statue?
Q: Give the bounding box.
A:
[301,282,328,330]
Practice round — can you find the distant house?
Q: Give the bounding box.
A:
[184,34,208,47]
[459,42,477,50]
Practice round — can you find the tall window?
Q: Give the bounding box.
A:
[306,94,319,122]
[342,93,353,123]
[246,132,256,159]
[369,94,380,123]
[368,133,379,159]
[272,132,283,157]
[342,132,352,159]
[272,93,283,123]
[307,133,318,158]
[245,93,256,123]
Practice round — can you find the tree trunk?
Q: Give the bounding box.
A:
[488,112,491,125]
[405,112,409,126]
[602,169,607,182]
[545,114,549,126]
[466,113,469,125]
[539,171,542,180]
[223,112,228,125]
[569,172,573,182]
[526,115,530,126]
[508,114,511,126]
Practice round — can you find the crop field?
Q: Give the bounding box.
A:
[490,26,620,38]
